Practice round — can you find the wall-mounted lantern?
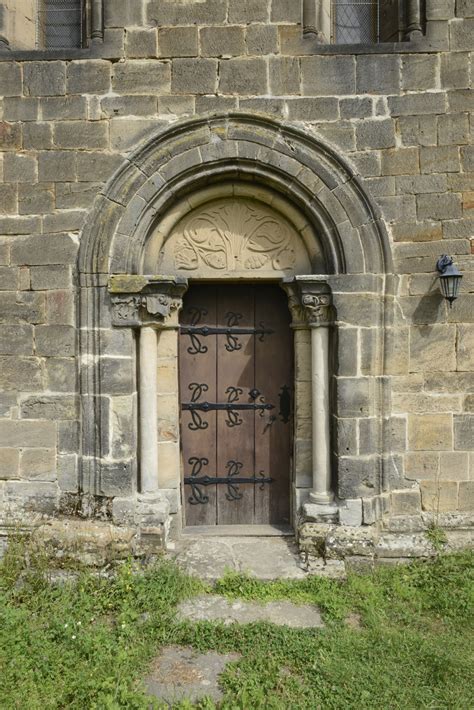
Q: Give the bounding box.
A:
[436,255,463,307]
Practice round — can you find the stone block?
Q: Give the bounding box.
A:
[287,98,339,121]
[148,0,227,25]
[0,184,17,215]
[112,61,171,94]
[38,152,76,182]
[219,58,268,95]
[337,456,378,499]
[336,327,358,376]
[392,221,442,242]
[409,324,456,372]
[378,195,416,223]
[359,418,378,456]
[44,357,76,394]
[104,0,143,26]
[201,26,245,57]
[390,488,421,516]
[301,56,355,96]
[438,113,469,145]
[0,62,22,96]
[67,60,111,94]
[57,455,78,492]
[0,420,56,448]
[41,96,88,120]
[246,24,279,54]
[99,461,135,497]
[20,395,78,420]
[158,95,194,116]
[461,146,474,172]
[450,17,474,49]
[172,58,217,94]
[417,192,462,220]
[0,449,19,479]
[388,93,446,116]
[35,325,76,357]
[381,148,419,176]
[420,146,460,173]
[76,152,123,182]
[339,498,363,526]
[158,27,198,57]
[23,123,53,150]
[11,234,78,266]
[458,482,474,512]
[126,28,158,58]
[58,421,80,454]
[53,121,108,150]
[0,266,17,290]
[269,57,300,95]
[396,115,433,150]
[454,415,474,450]
[228,0,269,22]
[3,97,39,121]
[313,122,355,152]
[441,52,469,88]
[3,154,37,183]
[110,395,137,459]
[0,122,21,151]
[19,183,54,215]
[336,418,358,457]
[420,480,458,512]
[99,357,135,395]
[356,119,396,150]
[30,265,71,291]
[0,356,43,391]
[5,480,58,514]
[23,62,66,97]
[0,291,44,324]
[356,55,400,94]
[337,378,373,418]
[157,442,180,489]
[439,452,469,481]
[20,448,56,481]
[45,289,75,325]
[457,324,474,371]
[408,414,453,451]
[396,174,447,195]
[271,0,300,21]
[401,55,438,90]
[0,325,33,355]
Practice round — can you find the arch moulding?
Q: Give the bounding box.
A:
[77,113,395,531]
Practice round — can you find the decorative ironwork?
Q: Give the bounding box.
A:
[186,307,209,354]
[184,458,273,505]
[183,384,274,429]
[279,385,291,424]
[181,309,274,356]
[249,388,260,400]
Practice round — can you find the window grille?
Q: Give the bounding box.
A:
[332,0,379,44]
[37,0,83,49]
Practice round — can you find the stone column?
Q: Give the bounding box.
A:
[91,0,104,43]
[301,290,334,506]
[139,327,159,493]
[110,276,188,497]
[405,0,423,40]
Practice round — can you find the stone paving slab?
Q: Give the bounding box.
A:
[178,594,325,628]
[144,646,240,705]
[169,535,346,580]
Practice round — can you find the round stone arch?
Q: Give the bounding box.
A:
[77,113,394,531]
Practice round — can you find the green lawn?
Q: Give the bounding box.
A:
[1,538,473,709]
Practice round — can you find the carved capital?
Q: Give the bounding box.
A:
[109,276,188,328]
[301,293,333,327]
[281,279,334,328]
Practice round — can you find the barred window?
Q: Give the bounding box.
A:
[332,0,379,43]
[38,0,83,49]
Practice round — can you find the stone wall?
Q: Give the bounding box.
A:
[0,0,472,544]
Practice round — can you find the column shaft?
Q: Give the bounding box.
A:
[139,327,159,493]
[310,326,333,504]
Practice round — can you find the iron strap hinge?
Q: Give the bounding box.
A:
[180,326,274,337]
[184,476,273,486]
[182,402,274,412]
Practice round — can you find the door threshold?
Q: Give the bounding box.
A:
[181,524,294,538]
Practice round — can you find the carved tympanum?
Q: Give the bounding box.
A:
[176,201,296,272]
[155,198,313,276]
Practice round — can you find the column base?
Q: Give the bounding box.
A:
[303,501,339,523]
[309,491,334,505]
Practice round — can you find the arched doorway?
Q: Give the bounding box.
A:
[77,113,393,540]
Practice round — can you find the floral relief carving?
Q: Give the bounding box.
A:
[174,201,297,273]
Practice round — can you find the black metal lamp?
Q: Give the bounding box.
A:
[436,255,463,307]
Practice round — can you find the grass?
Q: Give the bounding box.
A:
[0,538,473,710]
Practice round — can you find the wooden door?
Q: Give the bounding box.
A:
[179,284,293,527]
